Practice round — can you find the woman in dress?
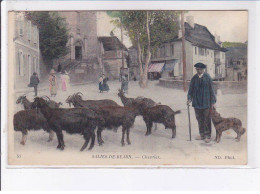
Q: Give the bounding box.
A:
[61,70,70,92]
[49,69,58,97]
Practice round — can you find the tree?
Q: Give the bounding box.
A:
[26,12,69,69]
[222,41,247,48]
[108,11,180,88]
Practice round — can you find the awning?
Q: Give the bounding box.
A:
[148,63,165,73]
[164,60,178,72]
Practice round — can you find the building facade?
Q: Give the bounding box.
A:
[98,36,128,79]
[225,46,247,81]
[151,18,226,80]
[11,12,40,89]
[58,11,100,82]
[57,12,128,82]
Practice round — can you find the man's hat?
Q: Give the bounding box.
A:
[194,63,206,69]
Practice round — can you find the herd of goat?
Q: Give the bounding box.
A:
[14,90,181,151]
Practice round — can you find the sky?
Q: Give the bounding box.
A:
[97,11,248,48]
[187,11,248,43]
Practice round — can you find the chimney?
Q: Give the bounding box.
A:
[214,33,221,45]
[186,16,194,28]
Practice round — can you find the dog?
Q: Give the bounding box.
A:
[210,107,246,143]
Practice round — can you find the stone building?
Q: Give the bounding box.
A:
[10,12,40,89]
[151,17,227,80]
[57,11,129,82]
[57,11,100,82]
[98,36,128,79]
[225,46,247,81]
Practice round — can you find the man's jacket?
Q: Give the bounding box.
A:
[187,73,216,109]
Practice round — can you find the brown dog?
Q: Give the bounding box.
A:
[210,107,246,143]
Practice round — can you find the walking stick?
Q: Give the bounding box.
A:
[187,103,192,141]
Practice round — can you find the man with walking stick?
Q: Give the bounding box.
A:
[187,63,216,143]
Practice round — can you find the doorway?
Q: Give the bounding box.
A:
[75,46,82,60]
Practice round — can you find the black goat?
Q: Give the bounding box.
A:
[118,89,160,130]
[16,95,62,109]
[142,105,181,138]
[32,97,105,151]
[14,109,54,145]
[117,89,135,106]
[16,95,33,110]
[93,106,140,146]
[16,95,62,142]
[65,92,119,108]
[42,96,63,108]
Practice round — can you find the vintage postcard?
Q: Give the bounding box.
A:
[7,10,248,166]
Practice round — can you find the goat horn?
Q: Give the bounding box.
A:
[76,92,83,96]
[42,95,51,101]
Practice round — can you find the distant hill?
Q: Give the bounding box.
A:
[222,41,247,48]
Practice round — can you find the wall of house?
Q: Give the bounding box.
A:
[103,59,122,79]
[220,51,226,78]
[170,41,193,80]
[192,46,215,79]
[14,12,40,89]
[59,11,99,63]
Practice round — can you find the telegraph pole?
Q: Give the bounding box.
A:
[181,11,187,92]
[121,16,124,69]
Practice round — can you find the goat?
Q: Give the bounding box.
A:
[142,105,181,138]
[117,89,135,106]
[16,95,62,109]
[42,96,63,108]
[32,97,105,151]
[16,95,33,110]
[93,105,140,146]
[16,95,62,142]
[65,92,120,108]
[13,109,54,145]
[118,89,160,130]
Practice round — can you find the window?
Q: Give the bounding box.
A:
[27,20,31,41]
[18,51,24,76]
[195,47,197,55]
[160,46,165,57]
[211,52,213,58]
[18,19,24,36]
[170,44,174,56]
[199,47,205,56]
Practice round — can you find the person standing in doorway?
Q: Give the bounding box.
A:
[29,72,40,96]
[187,63,216,143]
[49,69,58,97]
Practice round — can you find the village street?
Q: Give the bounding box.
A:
[12,80,247,165]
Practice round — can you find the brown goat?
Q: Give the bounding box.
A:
[142,105,181,138]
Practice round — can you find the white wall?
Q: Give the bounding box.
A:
[192,46,215,78]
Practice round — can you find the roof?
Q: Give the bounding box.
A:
[225,46,247,60]
[98,36,128,51]
[165,22,227,52]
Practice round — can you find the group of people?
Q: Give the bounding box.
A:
[98,73,129,94]
[29,66,70,97]
[49,69,70,97]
